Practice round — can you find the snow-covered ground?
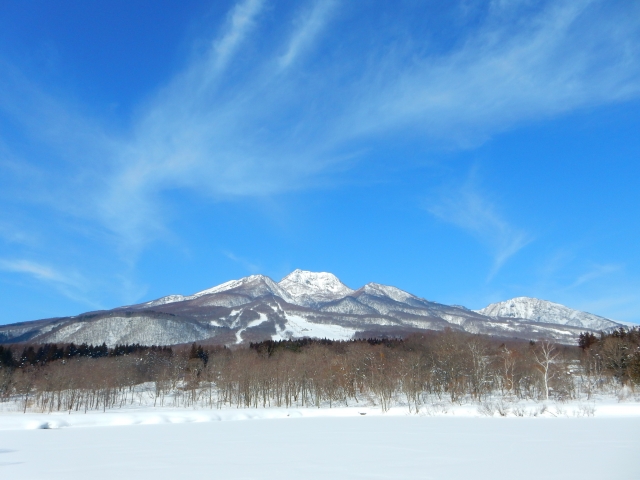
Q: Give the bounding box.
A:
[271,313,356,340]
[0,399,639,479]
[0,412,638,479]
[1,396,639,430]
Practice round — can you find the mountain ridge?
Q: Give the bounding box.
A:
[475,296,620,332]
[0,270,625,347]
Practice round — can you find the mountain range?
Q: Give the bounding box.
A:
[0,270,624,347]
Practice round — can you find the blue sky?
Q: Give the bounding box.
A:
[0,0,639,324]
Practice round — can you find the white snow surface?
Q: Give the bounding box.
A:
[272,313,356,341]
[477,296,622,330]
[0,402,638,479]
[235,313,269,344]
[278,269,354,307]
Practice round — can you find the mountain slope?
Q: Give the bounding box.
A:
[476,297,620,331]
[0,271,625,347]
[139,275,292,309]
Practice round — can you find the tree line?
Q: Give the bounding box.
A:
[0,342,173,368]
[0,328,638,414]
[578,327,640,390]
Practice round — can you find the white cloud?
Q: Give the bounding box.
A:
[340,0,640,143]
[0,221,36,246]
[427,176,532,278]
[223,251,260,273]
[571,264,622,288]
[278,0,337,69]
[0,258,100,308]
[0,0,638,259]
[0,259,75,285]
[205,0,264,80]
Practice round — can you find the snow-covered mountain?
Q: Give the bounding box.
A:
[0,270,625,347]
[143,275,293,308]
[476,297,620,331]
[278,269,354,307]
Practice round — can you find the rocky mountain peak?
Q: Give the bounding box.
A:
[278,269,354,307]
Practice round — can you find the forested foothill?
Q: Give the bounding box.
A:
[0,328,638,415]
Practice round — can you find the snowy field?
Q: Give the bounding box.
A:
[1,403,639,479]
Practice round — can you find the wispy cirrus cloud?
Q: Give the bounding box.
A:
[570,263,622,288]
[210,0,264,75]
[0,222,36,246]
[3,0,639,247]
[96,0,640,254]
[0,258,99,308]
[278,0,338,69]
[0,259,76,286]
[534,264,638,324]
[223,251,261,274]
[427,175,532,279]
[340,0,640,143]
[0,0,638,300]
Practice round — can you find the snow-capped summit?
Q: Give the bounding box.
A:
[476,296,620,331]
[278,269,354,307]
[2,270,627,348]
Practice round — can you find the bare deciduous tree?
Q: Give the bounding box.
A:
[533,340,559,400]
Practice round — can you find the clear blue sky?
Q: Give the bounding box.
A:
[0,0,639,324]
